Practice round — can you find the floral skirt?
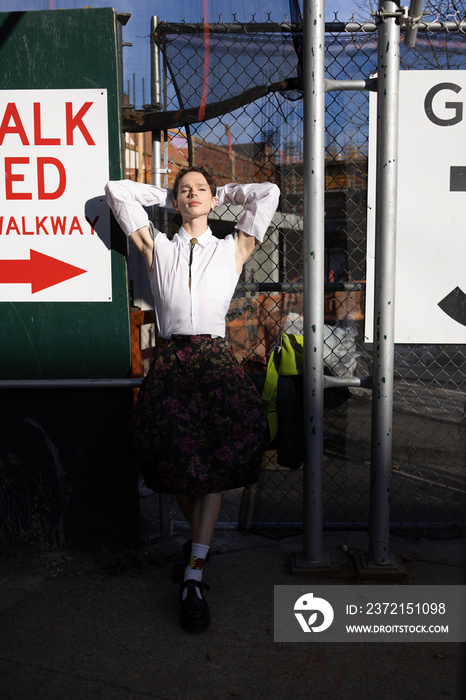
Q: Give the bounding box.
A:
[131,335,267,495]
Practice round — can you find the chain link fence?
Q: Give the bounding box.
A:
[127,15,466,537]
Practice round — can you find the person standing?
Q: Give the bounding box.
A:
[105,167,279,633]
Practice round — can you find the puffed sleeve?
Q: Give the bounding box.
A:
[104,179,174,237]
[216,182,280,243]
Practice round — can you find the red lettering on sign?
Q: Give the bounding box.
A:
[50,217,67,235]
[68,216,84,235]
[0,103,29,145]
[5,157,32,200]
[21,217,34,235]
[36,217,50,235]
[0,216,95,236]
[33,103,61,146]
[5,217,21,235]
[37,157,66,200]
[65,102,95,145]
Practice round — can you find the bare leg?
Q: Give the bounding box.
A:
[176,493,222,546]
[176,493,221,633]
[176,494,194,524]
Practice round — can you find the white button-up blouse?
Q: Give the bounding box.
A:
[150,225,238,338]
[105,179,280,338]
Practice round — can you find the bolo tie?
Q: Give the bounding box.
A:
[188,238,197,288]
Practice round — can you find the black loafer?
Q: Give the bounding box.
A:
[179,579,210,634]
[172,540,211,584]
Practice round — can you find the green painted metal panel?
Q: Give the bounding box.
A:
[0,8,130,379]
[0,9,138,551]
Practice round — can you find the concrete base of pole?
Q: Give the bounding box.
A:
[353,550,408,581]
[290,549,350,577]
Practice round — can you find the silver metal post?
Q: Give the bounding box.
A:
[368,0,400,565]
[150,15,170,536]
[404,0,424,47]
[299,0,326,565]
[151,16,162,188]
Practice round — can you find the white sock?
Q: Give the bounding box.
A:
[182,542,210,600]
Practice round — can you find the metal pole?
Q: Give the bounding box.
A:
[299,0,326,565]
[404,0,424,47]
[0,379,142,390]
[368,0,400,565]
[155,18,466,36]
[150,15,170,536]
[151,15,162,188]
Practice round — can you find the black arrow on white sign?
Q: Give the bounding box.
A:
[436,168,466,327]
[438,286,466,328]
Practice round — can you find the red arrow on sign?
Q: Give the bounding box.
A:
[0,249,86,294]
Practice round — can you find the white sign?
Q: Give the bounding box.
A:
[366,71,466,343]
[0,89,112,302]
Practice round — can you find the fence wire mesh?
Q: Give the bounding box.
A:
[127,16,466,537]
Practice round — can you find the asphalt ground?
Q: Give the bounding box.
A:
[1,529,465,700]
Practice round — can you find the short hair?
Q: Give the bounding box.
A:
[173,166,217,199]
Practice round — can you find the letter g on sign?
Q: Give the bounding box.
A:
[424,82,463,126]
